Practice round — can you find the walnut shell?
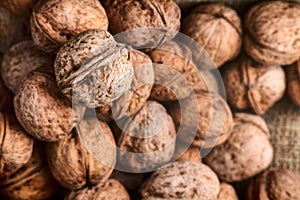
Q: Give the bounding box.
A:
[247,168,300,200]
[1,40,54,93]
[0,7,25,53]
[14,68,85,142]
[0,75,13,113]
[0,0,38,20]
[287,61,300,107]
[0,113,33,177]
[46,118,116,190]
[204,113,274,182]
[96,49,154,121]
[118,101,176,172]
[0,144,59,200]
[140,161,220,199]
[54,29,134,108]
[65,179,130,200]
[148,40,217,101]
[218,182,238,200]
[110,170,145,191]
[244,1,300,65]
[169,90,233,148]
[182,3,242,67]
[104,0,181,48]
[222,56,286,115]
[30,0,108,53]
[176,147,202,163]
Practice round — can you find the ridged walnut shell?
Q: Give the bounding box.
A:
[247,168,300,200]
[54,29,134,108]
[244,1,300,65]
[140,161,220,200]
[0,0,38,20]
[96,49,154,121]
[1,40,54,93]
[218,182,238,200]
[222,56,286,115]
[46,118,116,190]
[65,179,130,200]
[182,3,242,67]
[0,144,59,200]
[169,90,233,148]
[104,0,181,48]
[287,61,300,107]
[204,113,274,182]
[14,68,85,142]
[30,0,108,53]
[0,113,33,177]
[118,101,176,172]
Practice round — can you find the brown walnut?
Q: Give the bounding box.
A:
[110,170,145,191]
[287,60,300,107]
[0,75,13,113]
[0,0,38,20]
[218,182,239,200]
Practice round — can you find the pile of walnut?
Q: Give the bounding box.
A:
[0,0,299,199]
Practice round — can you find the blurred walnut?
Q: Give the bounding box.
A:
[0,113,33,177]
[96,49,154,122]
[140,161,220,199]
[222,56,286,115]
[182,3,242,67]
[244,1,300,65]
[46,118,116,190]
[218,182,238,200]
[169,90,233,148]
[0,144,59,200]
[104,0,181,48]
[247,168,300,200]
[1,40,54,93]
[1,0,38,20]
[287,61,300,107]
[65,179,130,200]
[14,67,85,142]
[204,113,274,182]
[30,0,108,53]
[0,76,13,113]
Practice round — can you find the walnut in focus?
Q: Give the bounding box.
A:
[46,118,116,190]
[54,30,134,108]
[247,168,300,200]
[244,1,300,65]
[1,40,54,93]
[140,161,220,199]
[65,179,130,200]
[14,68,85,142]
[287,61,300,107]
[0,0,38,20]
[204,113,274,182]
[104,0,181,48]
[0,113,33,177]
[30,0,108,53]
[169,90,233,148]
[182,3,242,67]
[218,182,239,200]
[118,101,176,172]
[222,56,286,115]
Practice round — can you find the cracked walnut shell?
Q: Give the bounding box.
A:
[244,1,300,65]
[222,56,286,115]
[30,0,108,53]
[287,60,300,107]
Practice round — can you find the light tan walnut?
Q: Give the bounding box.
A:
[218,182,239,200]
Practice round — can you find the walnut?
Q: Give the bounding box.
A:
[65,179,130,200]
[247,168,300,200]
[168,90,233,148]
[176,147,202,163]
[0,144,59,200]
[182,3,242,67]
[204,113,274,182]
[0,75,13,113]
[96,49,154,121]
[118,101,176,172]
[54,29,134,108]
[148,40,219,101]
[104,0,181,48]
[140,160,220,199]
[1,40,54,93]
[0,0,38,20]
[0,112,34,177]
[14,67,85,142]
[287,60,300,107]
[110,170,145,191]
[46,118,116,190]
[30,0,108,53]
[218,182,238,200]
[244,1,300,65]
[0,7,25,53]
[222,56,286,115]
